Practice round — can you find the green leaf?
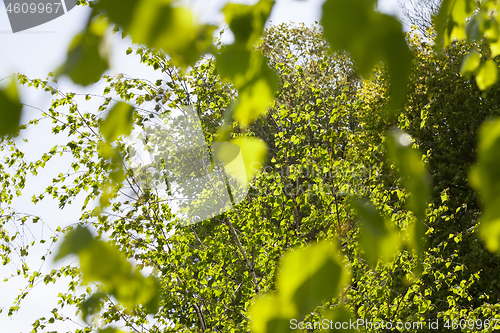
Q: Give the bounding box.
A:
[99,102,135,142]
[233,64,277,126]
[460,49,480,79]
[351,199,401,267]
[216,44,252,87]
[475,59,498,90]
[278,241,350,317]
[490,37,500,57]
[0,79,22,137]
[57,16,110,86]
[321,0,412,112]
[470,118,500,253]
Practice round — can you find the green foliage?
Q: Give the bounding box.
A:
[349,26,500,332]
[401,35,488,217]
[96,101,135,209]
[3,24,374,332]
[400,33,500,323]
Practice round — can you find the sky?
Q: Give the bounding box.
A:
[0,0,404,331]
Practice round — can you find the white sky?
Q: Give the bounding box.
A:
[0,0,404,331]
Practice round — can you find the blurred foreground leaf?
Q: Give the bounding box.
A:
[96,0,215,68]
[55,226,160,318]
[460,49,480,79]
[216,0,277,127]
[279,241,350,317]
[250,241,351,333]
[99,102,135,142]
[351,199,401,267]
[387,130,430,272]
[0,79,22,136]
[475,59,498,90]
[322,0,412,112]
[249,295,293,333]
[435,0,475,49]
[470,118,500,253]
[217,137,267,184]
[57,16,110,86]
